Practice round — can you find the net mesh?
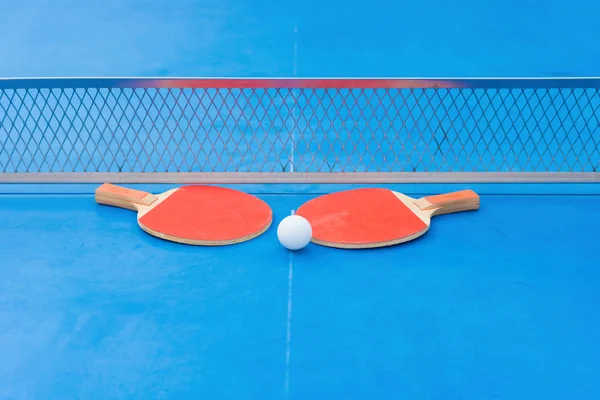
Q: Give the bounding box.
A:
[1,80,599,179]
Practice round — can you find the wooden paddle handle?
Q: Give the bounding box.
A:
[95,183,158,211]
[414,189,480,216]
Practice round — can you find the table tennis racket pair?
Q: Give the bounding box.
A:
[96,183,479,249]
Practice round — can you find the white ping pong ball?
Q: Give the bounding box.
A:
[277,215,312,250]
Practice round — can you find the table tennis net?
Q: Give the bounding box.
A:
[0,78,598,182]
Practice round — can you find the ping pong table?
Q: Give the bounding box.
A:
[1,78,599,399]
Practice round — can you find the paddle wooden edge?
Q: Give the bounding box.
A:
[310,224,430,249]
[138,213,273,246]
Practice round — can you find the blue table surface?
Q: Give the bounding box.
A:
[1,0,600,78]
[1,191,599,399]
[2,0,600,397]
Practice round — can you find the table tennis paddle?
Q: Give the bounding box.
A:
[95,183,272,245]
[295,188,479,249]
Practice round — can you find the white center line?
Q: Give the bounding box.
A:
[284,208,295,398]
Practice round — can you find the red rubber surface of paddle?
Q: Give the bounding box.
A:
[138,186,272,242]
[296,188,427,245]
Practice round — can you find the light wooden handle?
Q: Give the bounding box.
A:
[414,189,480,216]
[95,183,157,211]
